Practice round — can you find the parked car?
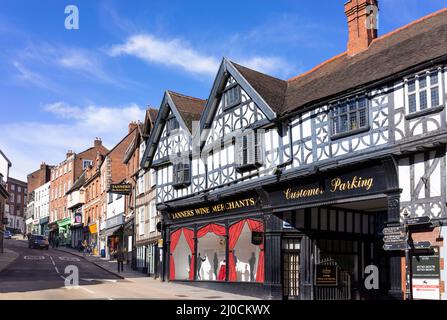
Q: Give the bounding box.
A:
[3,230,12,239]
[28,234,49,250]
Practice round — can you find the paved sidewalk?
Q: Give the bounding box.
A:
[54,246,141,279]
[0,247,20,273]
[55,246,258,300]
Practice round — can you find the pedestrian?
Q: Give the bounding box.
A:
[82,239,88,257]
[116,247,125,273]
[55,235,60,248]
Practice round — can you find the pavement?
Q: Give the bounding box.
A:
[0,238,258,300]
[0,241,20,273]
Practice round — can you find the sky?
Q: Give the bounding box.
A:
[0,0,446,181]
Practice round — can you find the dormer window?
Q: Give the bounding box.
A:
[172,160,191,188]
[235,130,264,172]
[405,68,443,116]
[330,95,369,138]
[224,84,241,110]
[166,116,179,134]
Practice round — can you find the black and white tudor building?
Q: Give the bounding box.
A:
[141,1,447,300]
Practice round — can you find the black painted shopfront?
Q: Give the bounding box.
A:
[160,158,402,300]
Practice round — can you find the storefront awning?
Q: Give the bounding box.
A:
[102,225,123,237]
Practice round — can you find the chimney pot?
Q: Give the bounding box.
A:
[128,121,138,134]
[345,0,378,56]
[94,138,102,148]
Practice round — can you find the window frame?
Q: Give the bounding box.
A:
[223,83,242,111]
[329,94,370,140]
[404,67,444,119]
[166,116,180,135]
[235,129,265,173]
[172,159,191,189]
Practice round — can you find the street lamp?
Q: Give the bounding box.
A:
[403,211,412,300]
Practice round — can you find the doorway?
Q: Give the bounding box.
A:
[282,238,301,299]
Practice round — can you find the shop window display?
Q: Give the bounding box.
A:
[170,228,194,280]
[229,219,264,283]
[197,224,226,281]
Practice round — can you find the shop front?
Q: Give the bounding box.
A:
[162,158,401,300]
[32,219,40,234]
[48,222,58,245]
[57,218,72,247]
[39,216,49,237]
[87,223,99,255]
[70,209,83,249]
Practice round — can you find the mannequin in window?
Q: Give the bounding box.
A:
[199,255,211,280]
[197,253,204,280]
[213,252,219,279]
[248,252,256,282]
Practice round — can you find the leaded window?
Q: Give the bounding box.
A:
[331,95,368,136]
[405,68,443,115]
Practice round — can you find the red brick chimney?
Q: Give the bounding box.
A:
[94,138,102,148]
[66,150,74,159]
[128,121,138,134]
[345,0,378,56]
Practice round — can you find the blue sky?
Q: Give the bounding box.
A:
[1,0,446,180]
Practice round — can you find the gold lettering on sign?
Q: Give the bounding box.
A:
[169,197,256,220]
[283,187,324,200]
[330,176,373,192]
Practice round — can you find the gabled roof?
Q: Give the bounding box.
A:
[140,90,205,169]
[167,91,206,133]
[229,7,447,116]
[66,170,86,194]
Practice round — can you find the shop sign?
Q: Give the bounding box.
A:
[315,265,338,286]
[251,231,263,245]
[158,239,163,247]
[110,184,132,195]
[270,164,387,207]
[412,248,440,300]
[32,219,40,225]
[88,223,98,234]
[168,196,257,221]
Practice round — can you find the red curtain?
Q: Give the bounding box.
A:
[169,229,182,280]
[197,224,226,238]
[228,220,245,281]
[183,228,195,280]
[247,219,264,283]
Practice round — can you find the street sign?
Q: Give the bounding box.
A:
[406,216,431,226]
[383,234,408,243]
[383,242,409,251]
[382,226,406,235]
[412,241,432,249]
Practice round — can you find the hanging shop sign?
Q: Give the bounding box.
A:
[270,163,387,208]
[251,231,263,245]
[110,183,132,195]
[168,196,257,221]
[412,248,440,300]
[315,265,338,286]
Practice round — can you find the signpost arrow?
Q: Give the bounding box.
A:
[383,242,410,251]
[406,216,431,226]
[412,241,432,249]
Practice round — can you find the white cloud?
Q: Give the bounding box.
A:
[0,102,146,180]
[109,34,220,76]
[109,33,294,78]
[12,61,59,92]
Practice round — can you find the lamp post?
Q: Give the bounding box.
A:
[403,211,412,300]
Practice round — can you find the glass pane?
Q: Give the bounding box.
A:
[430,72,438,85]
[419,76,427,89]
[348,99,356,111]
[332,118,339,135]
[231,221,263,282]
[408,79,416,92]
[197,230,226,281]
[431,87,439,107]
[359,108,367,127]
[340,102,347,114]
[340,115,348,133]
[358,97,366,109]
[171,229,193,280]
[408,94,417,113]
[349,112,358,130]
[419,91,427,110]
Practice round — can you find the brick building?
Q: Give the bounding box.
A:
[0,149,11,253]
[98,122,139,259]
[48,138,108,246]
[5,177,27,234]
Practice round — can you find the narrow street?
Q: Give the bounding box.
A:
[0,238,256,300]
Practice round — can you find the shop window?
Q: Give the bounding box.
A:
[229,219,264,283]
[197,224,227,281]
[235,130,265,172]
[170,228,194,281]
